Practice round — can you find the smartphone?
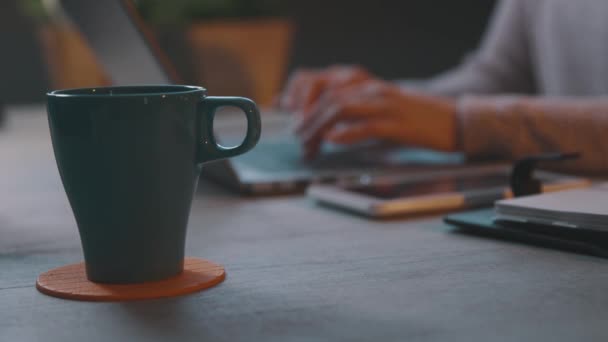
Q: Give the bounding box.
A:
[307,165,591,218]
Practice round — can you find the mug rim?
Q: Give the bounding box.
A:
[47,85,207,98]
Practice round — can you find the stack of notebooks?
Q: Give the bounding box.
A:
[445,183,608,257]
[495,183,608,231]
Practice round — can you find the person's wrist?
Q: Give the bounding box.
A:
[397,88,458,151]
[434,97,458,152]
[408,94,457,152]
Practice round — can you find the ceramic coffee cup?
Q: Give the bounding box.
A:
[47,85,260,283]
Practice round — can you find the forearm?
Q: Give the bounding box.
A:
[458,96,608,174]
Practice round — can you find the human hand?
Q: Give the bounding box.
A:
[277,65,373,114]
[293,79,458,159]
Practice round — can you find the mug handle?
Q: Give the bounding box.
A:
[197,96,262,164]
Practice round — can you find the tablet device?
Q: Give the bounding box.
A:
[307,165,591,218]
[444,208,608,258]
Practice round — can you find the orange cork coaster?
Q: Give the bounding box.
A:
[36,257,225,302]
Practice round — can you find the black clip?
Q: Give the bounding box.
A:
[510,152,581,197]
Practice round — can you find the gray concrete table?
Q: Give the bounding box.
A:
[2,107,608,342]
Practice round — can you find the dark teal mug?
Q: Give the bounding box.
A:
[47,85,261,283]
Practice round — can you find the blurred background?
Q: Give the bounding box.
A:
[1,0,496,108]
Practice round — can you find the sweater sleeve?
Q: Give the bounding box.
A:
[458,95,608,174]
[401,0,536,96]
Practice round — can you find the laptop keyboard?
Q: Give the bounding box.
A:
[232,137,466,173]
[215,113,466,178]
[233,138,357,172]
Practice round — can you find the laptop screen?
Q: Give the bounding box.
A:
[58,0,173,85]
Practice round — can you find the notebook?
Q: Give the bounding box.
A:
[495,183,608,231]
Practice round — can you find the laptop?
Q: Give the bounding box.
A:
[58,0,467,195]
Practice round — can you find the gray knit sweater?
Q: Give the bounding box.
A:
[411,0,608,174]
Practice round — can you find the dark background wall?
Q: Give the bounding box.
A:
[288,0,496,79]
[0,1,49,104]
[0,0,496,104]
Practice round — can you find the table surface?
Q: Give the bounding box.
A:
[2,107,608,342]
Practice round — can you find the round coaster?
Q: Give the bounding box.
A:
[36,257,225,301]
